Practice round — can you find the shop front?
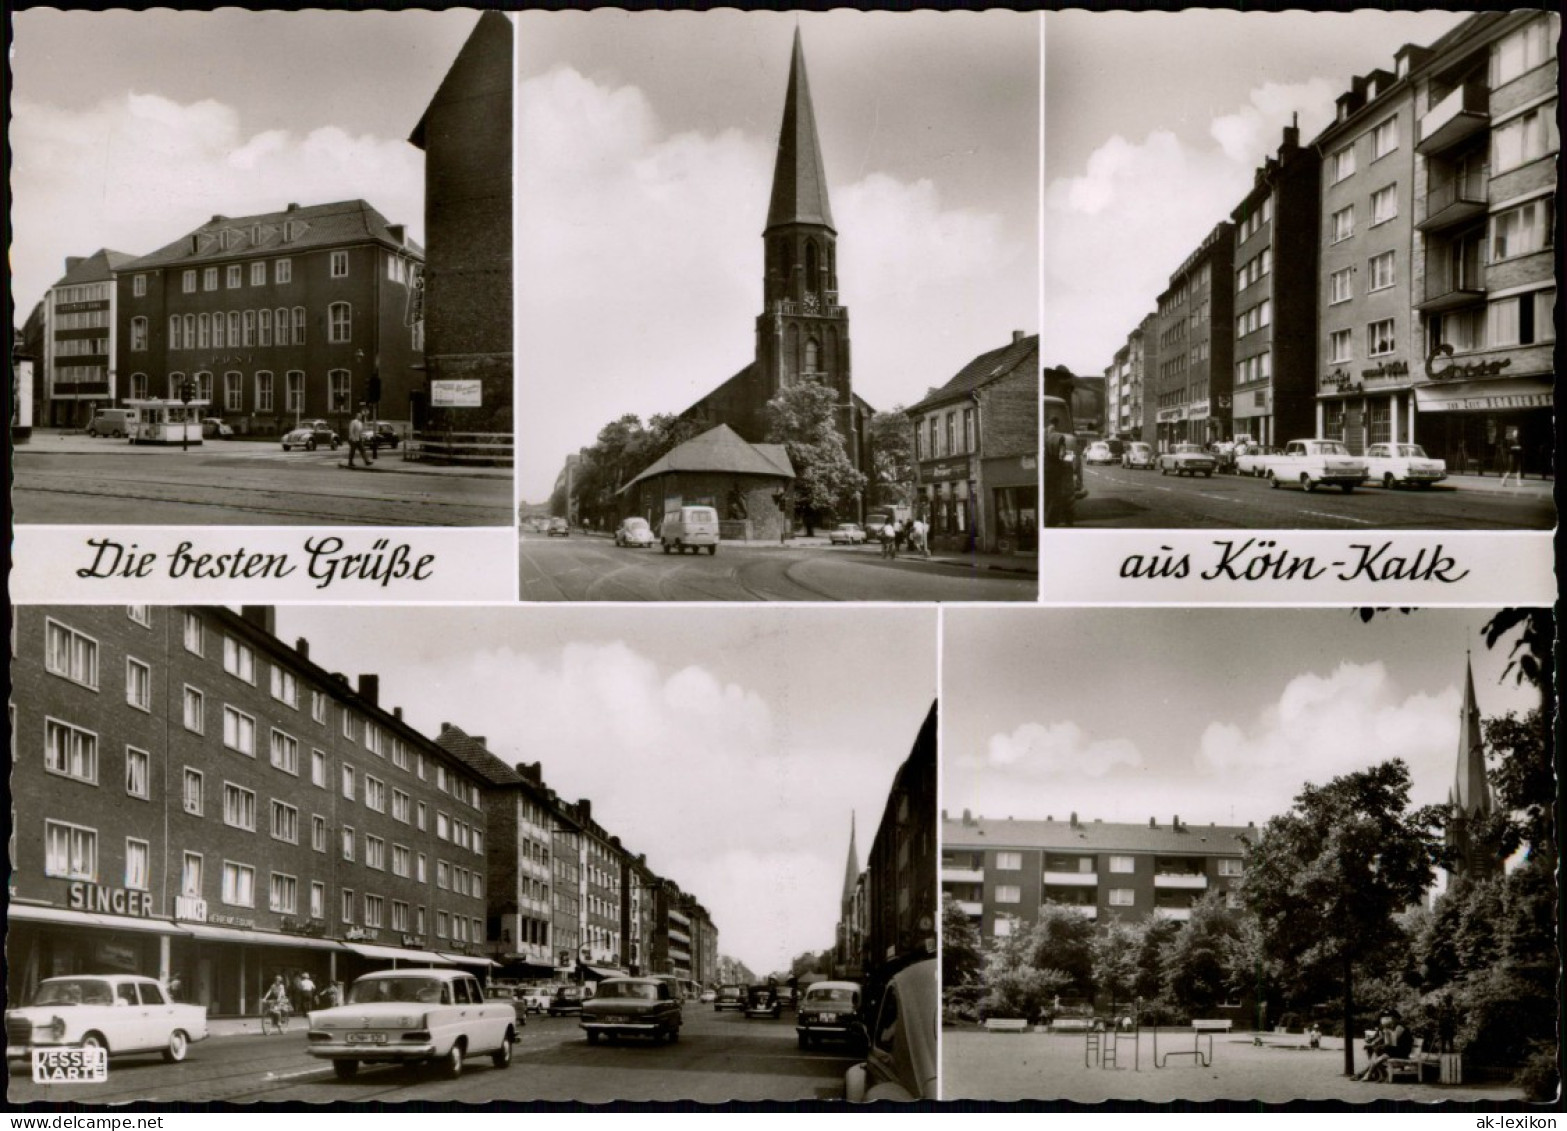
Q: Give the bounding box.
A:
[1414,376,1555,478]
[7,902,184,1009]
[172,916,345,1017]
[983,453,1038,554]
[918,458,973,552]
[1317,364,1420,455]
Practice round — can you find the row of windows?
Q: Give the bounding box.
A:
[1236,299,1272,338]
[1234,194,1273,242]
[173,253,343,297]
[1235,351,1273,387]
[914,407,978,462]
[55,337,110,357]
[1428,288,1557,354]
[52,310,110,331]
[54,283,112,306]
[1329,117,1400,190]
[1329,320,1398,363]
[988,851,1243,875]
[153,304,349,351]
[1236,247,1272,291]
[50,365,107,384]
[1492,103,1557,174]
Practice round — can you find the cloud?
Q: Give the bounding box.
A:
[515,65,1029,498]
[423,638,882,972]
[10,92,423,316]
[965,720,1143,778]
[1044,79,1335,374]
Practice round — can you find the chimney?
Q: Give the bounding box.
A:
[1012,329,1025,344]
[189,235,201,254]
[1174,814,1182,831]
[240,606,276,636]
[1149,817,1157,829]
[357,674,379,705]
[962,809,972,826]
[211,214,227,224]
[286,203,300,212]
[578,799,592,823]
[65,256,84,274]
[387,224,406,246]
[1070,811,1079,829]
[332,673,348,685]
[472,737,486,748]
[393,707,403,721]
[295,636,309,659]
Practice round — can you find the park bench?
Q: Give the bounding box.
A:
[1050,1018,1093,1033]
[982,1018,1030,1033]
[1386,1038,1442,1084]
[1191,1019,1233,1034]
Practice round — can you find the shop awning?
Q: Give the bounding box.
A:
[342,942,452,964]
[8,904,187,936]
[438,952,498,969]
[1415,377,1554,413]
[179,923,345,950]
[578,964,626,981]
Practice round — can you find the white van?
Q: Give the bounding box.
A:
[660,506,720,555]
[86,407,137,438]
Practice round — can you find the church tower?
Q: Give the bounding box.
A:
[754,29,861,470]
[836,812,861,972]
[1446,653,1498,879]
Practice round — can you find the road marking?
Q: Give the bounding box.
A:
[1302,510,1375,525]
[263,1066,333,1081]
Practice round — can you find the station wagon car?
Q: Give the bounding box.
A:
[1157,442,1217,478]
[796,981,863,1050]
[5,974,209,1065]
[1364,442,1446,489]
[306,969,516,1080]
[580,977,683,1045]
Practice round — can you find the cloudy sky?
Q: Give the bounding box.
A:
[10,9,483,316]
[273,606,935,976]
[943,608,1541,828]
[516,10,1039,500]
[1044,9,1468,376]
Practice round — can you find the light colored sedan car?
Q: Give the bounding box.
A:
[615,517,656,547]
[1365,442,1447,489]
[5,975,209,1064]
[307,969,516,1080]
[1121,442,1155,470]
[830,523,867,545]
[796,980,863,1050]
[1083,441,1115,465]
[1158,442,1218,478]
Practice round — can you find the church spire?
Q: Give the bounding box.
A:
[840,812,860,905]
[767,28,836,234]
[1453,652,1491,819]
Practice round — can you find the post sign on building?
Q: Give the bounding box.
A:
[431,379,482,407]
[175,896,208,922]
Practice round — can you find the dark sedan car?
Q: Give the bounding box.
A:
[547,986,585,1016]
[580,977,683,1045]
[714,985,744,1012]
[744,984,782,1020]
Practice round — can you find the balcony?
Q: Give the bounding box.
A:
[955,900,982,917]
[1153,873,1209,890]
[1418,170,1488,233]
[941,866,984,884]
[1042,871,1099,887]
[668,908,690,927]
[1153,907,1192,922]
[1418,274,1486,314]
[668,926,690,945]
[1418,82,1489,155]
[1043,903,1097,919]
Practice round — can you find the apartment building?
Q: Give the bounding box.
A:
[1153,224,1235,448]
[40,250,136,427]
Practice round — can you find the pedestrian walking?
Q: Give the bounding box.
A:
[296,971,316,1013]
[346,407,373,469]
[166,972,183,1002]
[880,520,897,560]
[911,515,930,558]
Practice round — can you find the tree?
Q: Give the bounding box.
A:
[867,409,915,504]
[1089,920,1141,1015]
[1157,892,1245,1018]
[941,896,984,990]
[765,380,866,534]
[1483,709,1554,871]
[1239,760,1441,1076]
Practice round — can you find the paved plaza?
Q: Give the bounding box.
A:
[943,1029,1525,1104]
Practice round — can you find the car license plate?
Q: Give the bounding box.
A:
[819,1013,838,1022]
[347,1032,388,1044]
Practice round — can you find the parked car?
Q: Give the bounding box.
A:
[1364,442,1447,489]
[580,977,683,1045]
[306,969,515,1080]
[85,407,138,438]
[369,422,401,450]
[547,517,570,538]
[1121,442,1155,470]
[615,517,656,548]
[5,974,209,1065]
[698,988,718,1004]
[1158,442,1218,478]
[547,986,585,1016]
[796,981,863,1050]
[829,523,867,545]
[1267,438,1369,493]
[1083,441,1114,465]
[844,960,936,1103]
[745,984,782,1020]
[282,420,339,451]
[1236,445,1283,477]
[661,505,720,555]
[200,417,234,439]
[714,985,745,1012]
[484,984,529,1025]
[518,986,554,1014]
[1209,440,1238,473]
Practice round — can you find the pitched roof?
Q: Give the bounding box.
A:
[622,423,796,492]
[943,816,1255,856]
[906,333,1038,414]
[436,722,522,786]
[766,28,835,233]
[120,199,420,271]
[54,249,138,288]
[1451,656,1491,817]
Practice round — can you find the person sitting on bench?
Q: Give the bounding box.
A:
[1357,1011,1411,1081]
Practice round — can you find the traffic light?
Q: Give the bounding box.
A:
[367,376,383,405]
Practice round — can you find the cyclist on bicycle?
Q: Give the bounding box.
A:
[261,974,292,1034]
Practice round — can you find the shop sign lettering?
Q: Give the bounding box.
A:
[1361,360,1409,382]
[175,896,208,922]
[207,912,255,929]
[68,882,152,917]
[1425,345,1512,382]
